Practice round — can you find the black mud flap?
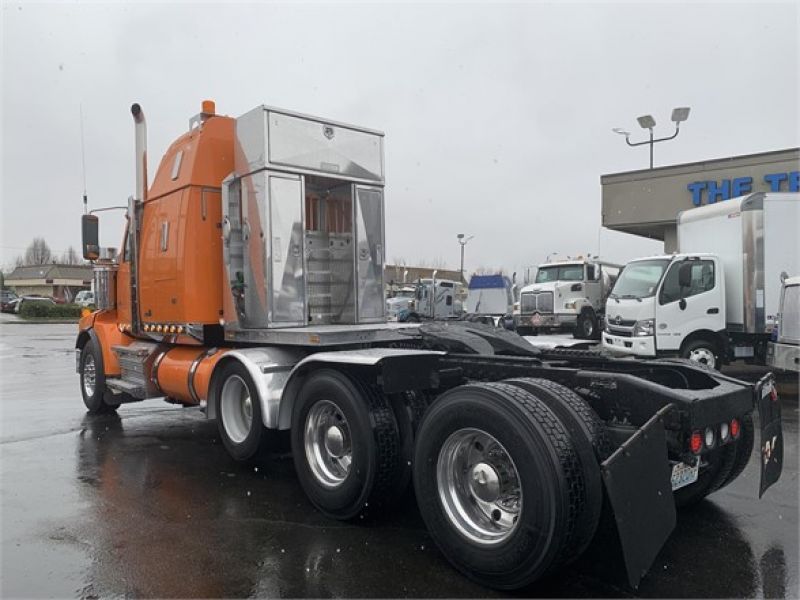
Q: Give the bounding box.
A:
[600,404,676,589]
[756,373,783,498]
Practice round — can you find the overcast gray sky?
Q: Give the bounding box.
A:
[2,1,798,276]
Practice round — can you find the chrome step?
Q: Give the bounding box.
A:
[106,378,148,400]
[111,341,159,399]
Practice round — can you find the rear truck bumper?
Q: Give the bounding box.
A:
[436,346,783,588]
[602,332,656,357]
[766,341,800,372]
[598,372,783,588]
[514,313,577,329]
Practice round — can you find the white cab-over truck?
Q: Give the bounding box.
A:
[767,275,800,372]
[516,259,618,339]
[603,193,799,369]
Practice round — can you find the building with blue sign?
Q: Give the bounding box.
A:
[601,147,799,251]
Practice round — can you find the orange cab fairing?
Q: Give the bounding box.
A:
[120,111,235,330]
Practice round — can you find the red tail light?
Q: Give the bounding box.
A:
[730,418,741,439]
[690,431,703,454]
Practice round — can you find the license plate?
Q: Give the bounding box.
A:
[670,459,699,491]
[531,314,542,326]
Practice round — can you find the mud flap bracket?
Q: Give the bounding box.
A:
[600,404,676,589]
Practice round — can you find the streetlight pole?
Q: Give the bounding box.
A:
[457,233,473,281]
[613,107,691,169]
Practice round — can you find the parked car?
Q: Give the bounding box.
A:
[13,296,57,314]
[1,289,19,313]
[74,290,95,307]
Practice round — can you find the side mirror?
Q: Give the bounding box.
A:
[678,262,693,288]
[81,214,100,260]
[780,271,788,284]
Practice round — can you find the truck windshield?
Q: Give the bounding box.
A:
[611,259,670,299]
[535,265,583,283]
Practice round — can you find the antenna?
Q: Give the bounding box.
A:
[80,104,88,214]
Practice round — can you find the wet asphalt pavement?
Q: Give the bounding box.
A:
[1,321,798,598]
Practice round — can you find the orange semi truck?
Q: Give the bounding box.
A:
[77,101,783,591]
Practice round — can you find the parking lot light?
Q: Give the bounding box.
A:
[613,106,691,169]
[637,115,656,129]
[671,107,691,123]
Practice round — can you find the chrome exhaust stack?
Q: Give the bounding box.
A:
[131,103,148,203]
[127,103,147,335]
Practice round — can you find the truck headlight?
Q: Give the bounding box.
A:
[564,301,577,309]
[633,319,655,337]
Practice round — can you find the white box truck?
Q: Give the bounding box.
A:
[602,192,799,369]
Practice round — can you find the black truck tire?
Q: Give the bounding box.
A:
[413,382,586,590]
[504,377,612,461]
[79,337,118,415]
[574,310,598,340]
[388,390,430,499]
[292,369,401,521]
[502,378,606,560]
[216,361,271,461]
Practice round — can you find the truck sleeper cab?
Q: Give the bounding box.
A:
[76,102,783,592]
[396,278,463,322]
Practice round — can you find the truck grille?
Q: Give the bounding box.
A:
[521,291,553,314]
[606,325,633,337]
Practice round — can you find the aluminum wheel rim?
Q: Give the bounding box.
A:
[437,428,522,546]
[304,399,352,488]
[82,354,96,397]
[688,347,716,368]
[582,317,594,337]
[220,375,253,444]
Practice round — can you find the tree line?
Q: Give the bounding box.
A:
[13,238,84,267]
